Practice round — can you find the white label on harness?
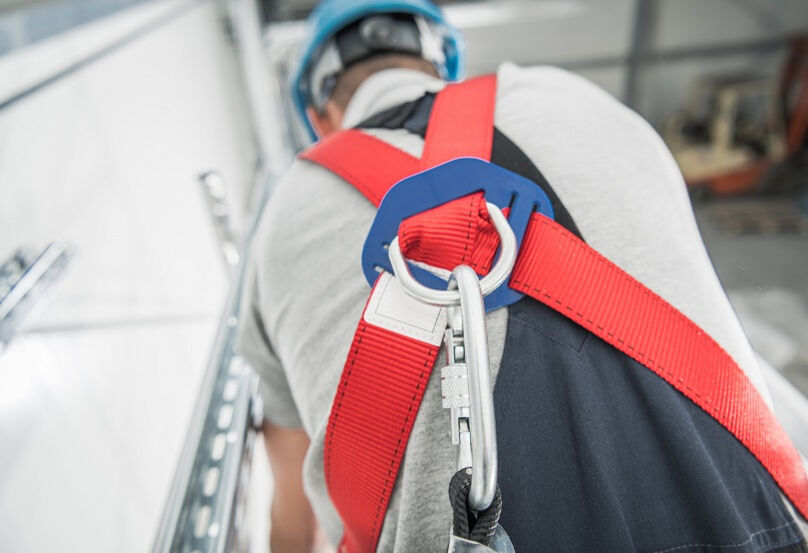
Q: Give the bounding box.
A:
[364,272,447,346]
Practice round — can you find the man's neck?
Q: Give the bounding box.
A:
[341,68,446,129]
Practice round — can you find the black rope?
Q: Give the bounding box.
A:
[448,468,503,546]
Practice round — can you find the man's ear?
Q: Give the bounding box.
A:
[307,102,344,139]
[307,106,332,138]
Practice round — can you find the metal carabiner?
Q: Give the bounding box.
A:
[447,265,498,511]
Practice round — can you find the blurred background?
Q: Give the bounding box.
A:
[1,1,807,552]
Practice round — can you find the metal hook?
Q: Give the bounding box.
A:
[450,265,498,511]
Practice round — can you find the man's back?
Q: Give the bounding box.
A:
[241,63,801,551]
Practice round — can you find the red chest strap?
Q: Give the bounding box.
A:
[299,76,808,553]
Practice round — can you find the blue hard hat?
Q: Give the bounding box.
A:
[291,0,466,140]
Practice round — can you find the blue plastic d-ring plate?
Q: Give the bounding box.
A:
[362,157,555,312]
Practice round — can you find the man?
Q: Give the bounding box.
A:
[239,1,808,552]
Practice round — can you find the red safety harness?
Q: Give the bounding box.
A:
[300,75,808,553]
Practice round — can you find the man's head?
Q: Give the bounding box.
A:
[291,0,465,141]
[307,53,439,137]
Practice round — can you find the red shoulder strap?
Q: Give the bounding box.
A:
[299,128,419,207]
[519,215,808,517]
[421,74,497,167]
[300,74,498,204]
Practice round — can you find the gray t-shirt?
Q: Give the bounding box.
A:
[239,63,770,552]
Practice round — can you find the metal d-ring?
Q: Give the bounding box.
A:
[387,203,517,307]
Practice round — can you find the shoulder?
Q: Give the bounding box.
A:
[496,62,611,99]
[493,62,686,212]
[249,156,377,306]
[253,157,374,260]
[496,62,637,119]
[495,62,671,158]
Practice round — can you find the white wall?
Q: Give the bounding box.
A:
[0,0,255,324]
[0,1,256,552]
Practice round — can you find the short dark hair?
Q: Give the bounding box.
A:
[328,53,439,112]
